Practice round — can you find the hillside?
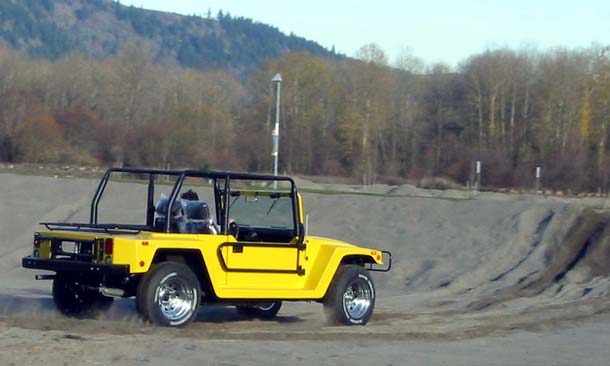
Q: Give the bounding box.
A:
[0,0,340,74]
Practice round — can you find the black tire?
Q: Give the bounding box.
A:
[236,301,282,319]
[52,274,114,317]
[323,265,375,325]
[135,273,151,321]
[136,262,201,327]
[93,293,114,312]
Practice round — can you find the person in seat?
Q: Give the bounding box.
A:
[179,189,219,234]
[181,189,199,201]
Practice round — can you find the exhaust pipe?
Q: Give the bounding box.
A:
[100,287,125,297]
[82,285,126,297]
[33,277,125,297]
[35,274,56,280]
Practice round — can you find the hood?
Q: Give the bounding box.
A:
[306,236,360,248]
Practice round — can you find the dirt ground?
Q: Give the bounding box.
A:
[1,172,609,365]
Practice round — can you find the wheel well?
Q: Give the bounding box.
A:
[340,255,373,267]
[321,259,373,304]
[152,249,215,298]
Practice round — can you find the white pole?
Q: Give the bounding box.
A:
[475,161,481,193]
[272,73,282,188]
[535,166,541,194]
[273,82,281,176]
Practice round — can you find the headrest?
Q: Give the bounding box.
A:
[183,201,210,220]
[155,197,182,217]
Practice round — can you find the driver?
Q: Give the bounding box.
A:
[179,189,220,235]
[181,189,199,201]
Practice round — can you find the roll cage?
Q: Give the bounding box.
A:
[79,167,303,240]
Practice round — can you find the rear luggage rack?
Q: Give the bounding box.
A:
[41,222,144,235]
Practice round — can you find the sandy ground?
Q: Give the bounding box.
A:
[1,172,610,365]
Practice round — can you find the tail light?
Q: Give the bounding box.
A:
[33,236,40,257]
[104,239,113,255]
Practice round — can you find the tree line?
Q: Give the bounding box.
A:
[0,0,340,75]
[0,43,609,192]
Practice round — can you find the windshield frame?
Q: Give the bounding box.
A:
[225,190,296,233]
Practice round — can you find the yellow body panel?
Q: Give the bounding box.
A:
[38,239,52,258]
[36,230,383,301]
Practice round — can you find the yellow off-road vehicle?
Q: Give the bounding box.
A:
[22,168,391,327]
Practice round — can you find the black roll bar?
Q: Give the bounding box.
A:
[89,167,299,234]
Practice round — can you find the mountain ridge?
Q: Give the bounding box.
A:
[0,0,342,75]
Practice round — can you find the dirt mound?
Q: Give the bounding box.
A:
[464,208,610,309]
[300,189,610,314]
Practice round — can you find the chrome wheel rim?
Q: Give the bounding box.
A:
[342,278,372,320]
[155,274,196,322]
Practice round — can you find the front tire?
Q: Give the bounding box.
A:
[323,265,375,325]
[236,301,282,319]
[136,262,200,327]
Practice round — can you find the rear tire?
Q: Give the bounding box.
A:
[135,273,151,321]
[323,265,375,325]
[52,274,114,317]
[136,262,200,327]
[93,293,114,312]
[236,301,282,319]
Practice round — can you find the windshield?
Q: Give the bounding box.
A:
[229,192,294,230]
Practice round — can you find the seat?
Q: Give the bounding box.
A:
[180,201,218,234]
[154,197,182,232]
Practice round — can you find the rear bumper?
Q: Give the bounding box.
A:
[22,256,130,275]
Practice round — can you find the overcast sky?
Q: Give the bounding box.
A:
[125,0,610,68]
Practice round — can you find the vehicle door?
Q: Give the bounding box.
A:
[221,184,305,289]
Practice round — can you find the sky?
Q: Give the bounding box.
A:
[125,0,610,68]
